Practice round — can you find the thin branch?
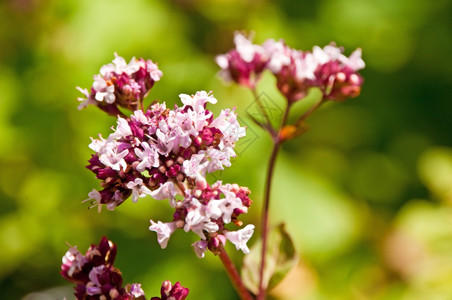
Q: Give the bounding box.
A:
[219,249,255,300]
[257,101,291,300]
[251,88,273,130]
[294,96,327,128]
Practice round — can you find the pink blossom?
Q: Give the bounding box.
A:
[150,182,178,207]
[61,237,153,300]
[77,53,162,113]
[149,220,178,249]
[149,181,253,257]
[61,246,86,278]
[129,283,145,298]
[224,224,255,254]
[109,116,132,140]
[151,281,189,300]
[216,32,269,88]
[192,240,209,258]
[126,178,152,203]
[85,91,246,212]
[134,141,160,172]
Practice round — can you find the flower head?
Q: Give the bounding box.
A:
[61,237,144,300]
[151,281,189,300]
[263,40,365,102]
[61,237,188,300]
[217,35,365,103]
[77,53,162,114]
[312,44,365,101]
[216,32,269,89]
[150,181,254,257]
[85,91,246,212]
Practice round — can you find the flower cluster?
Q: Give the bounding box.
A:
[151,281,189,300]
[216,32,365,102]
[83,86,254,257]
[150,181,254,258]
[215,33,268,89]
[61,236,147,300]
[77,53,162,114]
[85,91,245,212]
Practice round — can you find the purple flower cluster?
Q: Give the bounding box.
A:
[150,181,254,258]
[77,53,162,114]
[215,33,268,89]
[81,76,254,256]
[216,32,365,102]
[85,91,245,213]
[61,236,147,300]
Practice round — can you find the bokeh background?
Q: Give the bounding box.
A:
[1,0,452,299]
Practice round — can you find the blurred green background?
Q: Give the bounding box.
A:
[1,0,452,299]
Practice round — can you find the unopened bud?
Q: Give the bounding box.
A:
[336,72,346,82]
[162,280,173,296]
[109,288,119,299]
[166,159,174,167]
[349,73,360,84]
[194,189,202,198]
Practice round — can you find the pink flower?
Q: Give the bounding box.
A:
[126,178,152,203]
[61,236,175,300]
[129,283,145,298]
[224,224,255,254]
[216,32,269,89]
[151,281,189,300]
[85,91,246,211]
[134,141,160,172]
[109,116,132,140]
[312,44,365,101]
[61,246,86,278]
[149,181,254,257]
[182,153,209,188]
[192,240,209,258]
[217,35,366,103]
[150,182,178,207]
[264,40,318,102]
[149,220,178,249]
[77,53,162,113]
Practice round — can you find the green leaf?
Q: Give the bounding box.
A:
[241,223,299,294]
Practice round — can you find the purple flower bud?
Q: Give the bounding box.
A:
[61,237,152,300]
[151,281,189,300]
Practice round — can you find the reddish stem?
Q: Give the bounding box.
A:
[219,249,255,300]
[256,101,291,300]
[256,96,327,299]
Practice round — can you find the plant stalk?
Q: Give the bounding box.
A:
[256,101,291,300]
[219,249,255,300]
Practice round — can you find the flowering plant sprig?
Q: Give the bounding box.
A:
[80,80,254,256]
[63,52,259,299]
[215,32,365,300]
[63,31,365,300]
[83,90,246,213]
[61,236,189,300]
